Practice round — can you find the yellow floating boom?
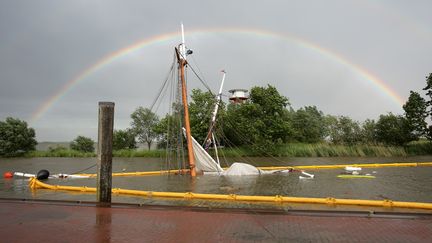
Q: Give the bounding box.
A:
[29,177,432,210]
[77,169,190,178]
[337,175,376,179]
[258,162,432,171]
[75,162,432,178]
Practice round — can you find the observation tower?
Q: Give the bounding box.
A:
[228,89,248,104]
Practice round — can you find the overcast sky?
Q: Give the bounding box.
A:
[1,0,431,141]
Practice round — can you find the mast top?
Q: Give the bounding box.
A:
[180,23,187,60]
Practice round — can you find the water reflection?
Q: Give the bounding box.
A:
[95,208,112,243]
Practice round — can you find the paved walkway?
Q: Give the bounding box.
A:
[0,199,431,242]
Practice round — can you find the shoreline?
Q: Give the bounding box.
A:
[5,142,431,158]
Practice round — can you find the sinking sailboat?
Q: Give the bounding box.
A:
[187,127,277,175]
[174,25,299,177]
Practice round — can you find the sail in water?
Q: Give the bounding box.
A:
[191,134,284,175]
[187,128,275,176]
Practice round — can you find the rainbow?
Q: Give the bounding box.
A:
[30,27,405,123]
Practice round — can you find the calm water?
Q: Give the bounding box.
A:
[1,156,431,211]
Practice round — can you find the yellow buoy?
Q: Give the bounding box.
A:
[337,174,375,179]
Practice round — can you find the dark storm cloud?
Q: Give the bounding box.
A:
[0,0,431,141]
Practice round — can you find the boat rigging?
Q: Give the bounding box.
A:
[175,23,196,177]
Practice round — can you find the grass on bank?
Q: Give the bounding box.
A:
[25,141,432,158]
[215,142,432,158]
[28,149,95,158]
[28,149,166,158]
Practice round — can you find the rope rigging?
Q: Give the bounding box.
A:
[151,47,226,172]
[188,55,214,95]
[144,46,280,171]
[149,52,177,114]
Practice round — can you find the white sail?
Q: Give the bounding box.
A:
[221,162,261,176]
[189,133,224,173]
[186,129,287,176]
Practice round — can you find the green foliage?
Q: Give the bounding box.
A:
[70,136,95,153]
[403,91,427,139]
[28,142,431,158]
[29,149,95,157]
[248,85,292,147]
[112,149,165,157]
[422,73,432,140]
[222,85,292,153]
[153,113,183,149]
[189,89,223,143]
[0,117,37,157]
[48,145,67,152]
[113,129,137,150]
[29,147,164,158]
[405,140,432,155]
[337,116,362,145]
[223,102,261,146]
[292,106,325,143]
[219,143,408,157]
[121,76,432,157]
[375,113,414,146]
[360,119,377,144]
[325,115,362,145]
[131,107,159,150]
[422,73,432,113]
[323,115,338,142]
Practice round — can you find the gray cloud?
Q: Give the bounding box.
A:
[1,0,431,141]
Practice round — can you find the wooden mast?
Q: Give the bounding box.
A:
[176,24,196,177]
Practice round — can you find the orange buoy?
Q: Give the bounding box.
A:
[3,172,13,179]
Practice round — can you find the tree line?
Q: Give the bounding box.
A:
[1,73,431,156]
[122,73,432,154]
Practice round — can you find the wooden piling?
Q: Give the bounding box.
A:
[97,102,115,206]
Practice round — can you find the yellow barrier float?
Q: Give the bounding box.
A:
[77,169,190,178]
[74,162,432,178]
[29,177,432,210]
[337,175,376,179]
[257,162,432,171]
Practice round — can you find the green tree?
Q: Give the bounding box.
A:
[292,106,325,143]
[223,102,261,146]
[131,107,159,150]
[338,116,362,145]
[422,73,432,113]
[323,115,339,143]
[70,136,95,153]
[113,129,137,150]
[324,116,361,145]
[0,117,37,157]
[249,85,292,145]
[403,91,427,139]
[153,113,182,149]
[375,113,413,146]
[422,73,432,140]
[223,85,292,153]
[360,119,377,144]
[189,89,223,143]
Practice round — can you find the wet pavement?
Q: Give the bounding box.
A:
[0,199,431,242]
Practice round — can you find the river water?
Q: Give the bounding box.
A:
[1,156,431,211]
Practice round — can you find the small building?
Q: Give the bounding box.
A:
[228,89,248,104]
